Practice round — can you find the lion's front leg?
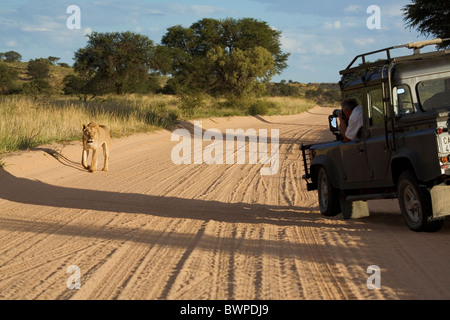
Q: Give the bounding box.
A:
[90,149,98,173]
[102,142,109,172]
[82,149,90,170]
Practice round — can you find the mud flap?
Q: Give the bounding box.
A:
[339,196,370,219]
[430,184,450,219]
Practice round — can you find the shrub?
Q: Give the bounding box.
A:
[248,100,280,116]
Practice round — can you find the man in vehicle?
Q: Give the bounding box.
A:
[338,97,363,142]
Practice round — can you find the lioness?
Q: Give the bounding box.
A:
[82,122,110,173]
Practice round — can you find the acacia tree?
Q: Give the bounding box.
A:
[48,56,60,65]
[3,51,22,62]
[24,58,53,97]
[0,63,20,94]
[403,0,450,48]
[72,31,156,95]
[27,58,51,80]
[160,17,289,103]
[206,45,277,100]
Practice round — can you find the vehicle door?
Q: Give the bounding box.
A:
[364,87,393,183]
[340,92,371,184]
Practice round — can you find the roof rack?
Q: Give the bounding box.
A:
[340,38,450,75]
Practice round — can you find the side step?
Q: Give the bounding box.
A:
[346,192,397,202]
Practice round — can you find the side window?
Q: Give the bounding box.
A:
[393,85,414,116]
[368,88,384,126]
[418,77,450,111]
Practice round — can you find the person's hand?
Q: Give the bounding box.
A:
[338,111,346,126]
[338,112,347,134]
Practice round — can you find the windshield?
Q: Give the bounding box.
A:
[418,77,450,111]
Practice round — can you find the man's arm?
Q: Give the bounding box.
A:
[345,106,364,141]
[339,115,351,142]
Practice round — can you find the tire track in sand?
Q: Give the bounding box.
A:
[1,107,450,300]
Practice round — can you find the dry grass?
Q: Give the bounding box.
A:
[0,95,179,153]
[265,96,317,115]
[0,94,315,153]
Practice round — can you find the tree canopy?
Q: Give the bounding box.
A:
[0,62,19,94]
[403,0,450,48]
[72,31,156,95]
[67,19,290,102]
[160,17,289,101]
[1,51,22,62]
[27,58,51,80]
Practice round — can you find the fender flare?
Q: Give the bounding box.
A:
[310,155,341,189]
[391,149,440,184]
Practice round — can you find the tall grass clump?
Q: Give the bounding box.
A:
[248,100,281,116]
[264,97,317,115]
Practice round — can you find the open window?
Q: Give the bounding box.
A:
[393,85,414,116]
[368,88,384,127]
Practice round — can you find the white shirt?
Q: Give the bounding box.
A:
[345,105,363,141]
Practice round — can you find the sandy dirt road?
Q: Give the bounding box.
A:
[1,106,449,300]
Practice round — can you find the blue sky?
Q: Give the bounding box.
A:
[0,0,432,83]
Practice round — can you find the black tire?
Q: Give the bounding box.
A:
[397,171,444,232]
[317,167,341,217]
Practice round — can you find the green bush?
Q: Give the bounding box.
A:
[178,92,205,115]
[248,100,279,116]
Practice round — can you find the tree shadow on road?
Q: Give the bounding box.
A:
[0,168,330,228]
[2,168,447,234]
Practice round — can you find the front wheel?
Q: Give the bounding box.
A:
[397,171,444,232]
[317,167,341,217]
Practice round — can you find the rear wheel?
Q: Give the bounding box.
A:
[317,167,341,217]
[397,171,444,232]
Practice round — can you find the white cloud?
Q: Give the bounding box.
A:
[324,21,342,30]
[299,64,316,73]
[6,40,17,47]
[354,37,376,46]
[282,32,346,56]
[344,5,362,14]
[0,17,18,28]
[191,5,222,15]
[384,4,404,18]
[168,4,228,16]
[281,36,307,54]
[20,15,62,33]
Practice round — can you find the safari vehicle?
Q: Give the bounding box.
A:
[301,38,450,232]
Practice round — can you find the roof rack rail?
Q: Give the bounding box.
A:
[341,38,450,74]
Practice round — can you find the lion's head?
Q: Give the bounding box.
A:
[82,122,99,144]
